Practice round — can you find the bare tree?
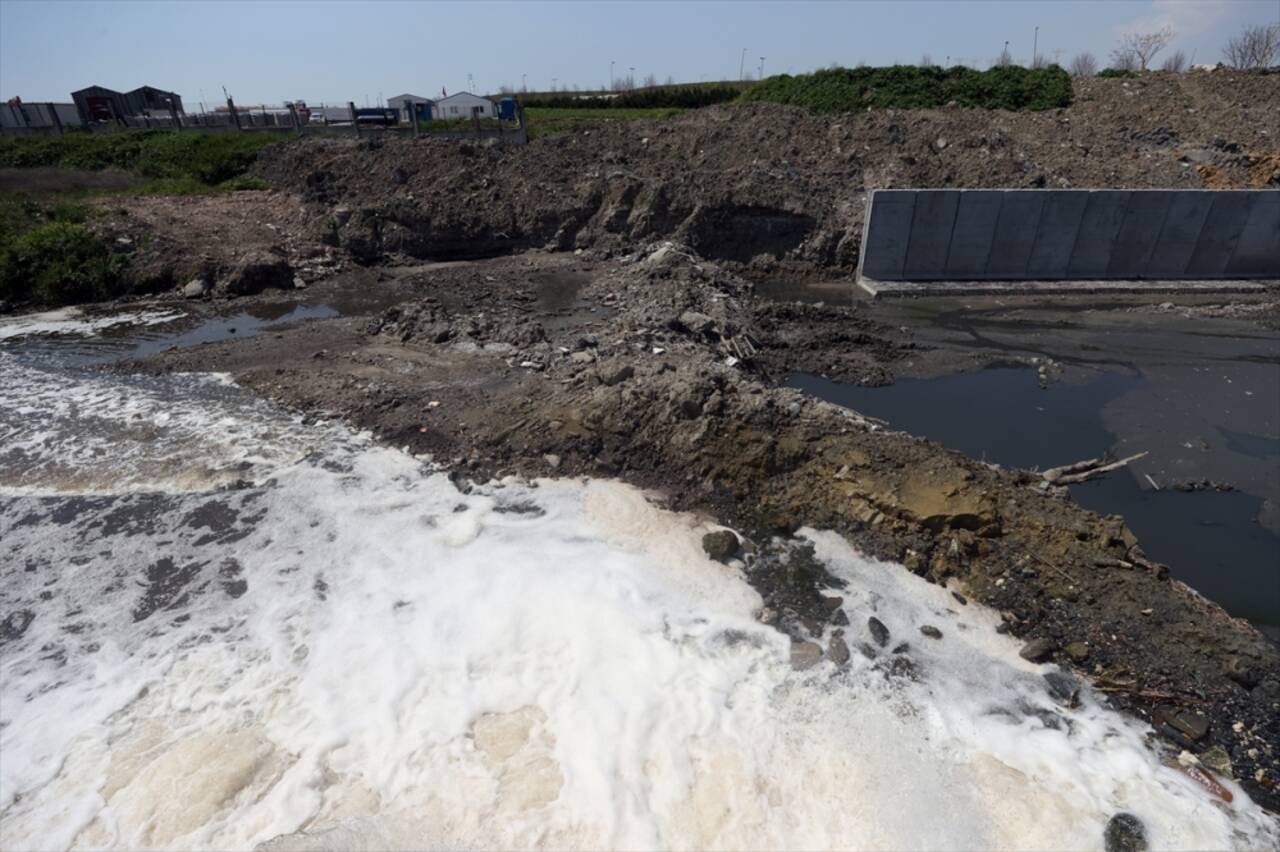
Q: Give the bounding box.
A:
[1161,50,1188,72]
[1109,48,1139,71]
[996,45,1013,66]
[1223,22,1280,68]
[920,53,935,67]
[1112,26,1173,70]
[1031,53,1049,69]
[1070,52,1098,76]
[642,73,658,88]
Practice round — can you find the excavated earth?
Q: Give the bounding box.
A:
[63,70,1280,812]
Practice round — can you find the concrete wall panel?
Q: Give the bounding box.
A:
[1225,192,1280,277]
[986,193,1045,276]
[860,191,916,280]
[1027,191,1089,278]
[944,191,1003,277]
[1107,191,1173,277]
[903,190,959,277]
[861,189,1278,283]
[1186,192,1256,276]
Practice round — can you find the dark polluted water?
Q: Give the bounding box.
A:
[787,367,1280,632]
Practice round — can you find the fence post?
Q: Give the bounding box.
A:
[48,103,64,134]
[227,96,241,130]
[348,101,360,137]
[288,102,302,137]
[169,102,182,130]
[406,99,418,138]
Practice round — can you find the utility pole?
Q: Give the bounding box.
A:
[759,56,765,79]
[522,73,526,92]
[740,47,747,80]
[610,60,615,89]
[1033,26,1039,66]
[629,66,635,88]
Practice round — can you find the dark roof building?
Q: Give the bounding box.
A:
[124,86,184,115]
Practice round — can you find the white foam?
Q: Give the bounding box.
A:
[0,307,186,341]
[1,362,1276,851]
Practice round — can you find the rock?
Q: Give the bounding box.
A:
[790,640,823,671]
[674,310,716,336]
[892,642,910,655]
[542,454,561,470]
[828,632,851,666]
[1064,641,1090,663]
[934,136,948,150]
[867,616,890,648]
[857,642,878,660]
[1201,745,1235,779]
[599,364,635,386]
[1153,705,1209,742]
[820,594,844,611]
[1104,813,1148,852]
[182,279,207,298]
[1019,638,1057,662]
[1224,655,1261,690]
[333,206,353,226]
[919,625,943,640]
[951,591,968,605]
[1044,671,1081,707]
[701,530,740,563]
[569,350,596,364]
[222,251,294,296]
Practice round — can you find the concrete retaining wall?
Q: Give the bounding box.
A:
[859,189,1280,285]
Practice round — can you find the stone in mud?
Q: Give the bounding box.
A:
[828,632,851,666]
[1104,813,1148,852]
[182,278,208,298]
[1153,705,1209,742]
[1200,745,1234,779]
[1019,638,1057,662]
[790,640,823,670]
[1223,655,1261,690]
[598,364,635,387]
[1065,641,1090,663]
[919,625,943,640]
[701,530,740,563]
[868,616,890,647]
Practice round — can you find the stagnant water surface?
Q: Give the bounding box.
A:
[1,312,1278,850]
[787,368,1280,631]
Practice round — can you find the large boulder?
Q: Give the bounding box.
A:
[221,251,295,296]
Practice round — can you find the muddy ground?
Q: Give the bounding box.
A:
[10,70,1279,812]
[119,246,1280,813]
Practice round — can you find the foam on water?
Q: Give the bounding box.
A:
[0,308,186,342]
[0,354,1276,851]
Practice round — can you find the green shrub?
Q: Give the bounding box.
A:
[739,65,1073,112]
[0,130,279,186]
[1097,68,1138,78]
[0,221,129,307]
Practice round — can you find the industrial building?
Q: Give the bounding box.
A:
[70,84,183,124]
[435,92,496,119]
[387,93,435,122]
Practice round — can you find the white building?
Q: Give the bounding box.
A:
[435,92,496,119]
[386,93,434,122]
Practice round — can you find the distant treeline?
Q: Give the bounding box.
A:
[517,82,748,110]
[740,65,1074,112]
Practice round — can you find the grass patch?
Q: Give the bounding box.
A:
[740,65,1073,112]
[0,198,130,308]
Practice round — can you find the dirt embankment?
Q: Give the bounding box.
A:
[129,245,1280,813]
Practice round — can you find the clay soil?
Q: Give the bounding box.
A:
[56,70,1280,811]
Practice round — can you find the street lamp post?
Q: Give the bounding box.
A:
[740,47,747,80]
[759,56,765,79]
[1033,26,1039,66]
[521,73,526,92]
[610,60,615,90]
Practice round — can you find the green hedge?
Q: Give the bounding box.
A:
[0,130,279,184]
[518,83,746,110]
[739,65,1073,112]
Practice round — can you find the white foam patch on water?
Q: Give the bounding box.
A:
[0,307,186,341]
[0,356,329,494]
[1,363,1277,851]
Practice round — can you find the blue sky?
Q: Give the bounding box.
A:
[2,0,1276,106]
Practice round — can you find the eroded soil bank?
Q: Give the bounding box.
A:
[116,246,1280,813]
